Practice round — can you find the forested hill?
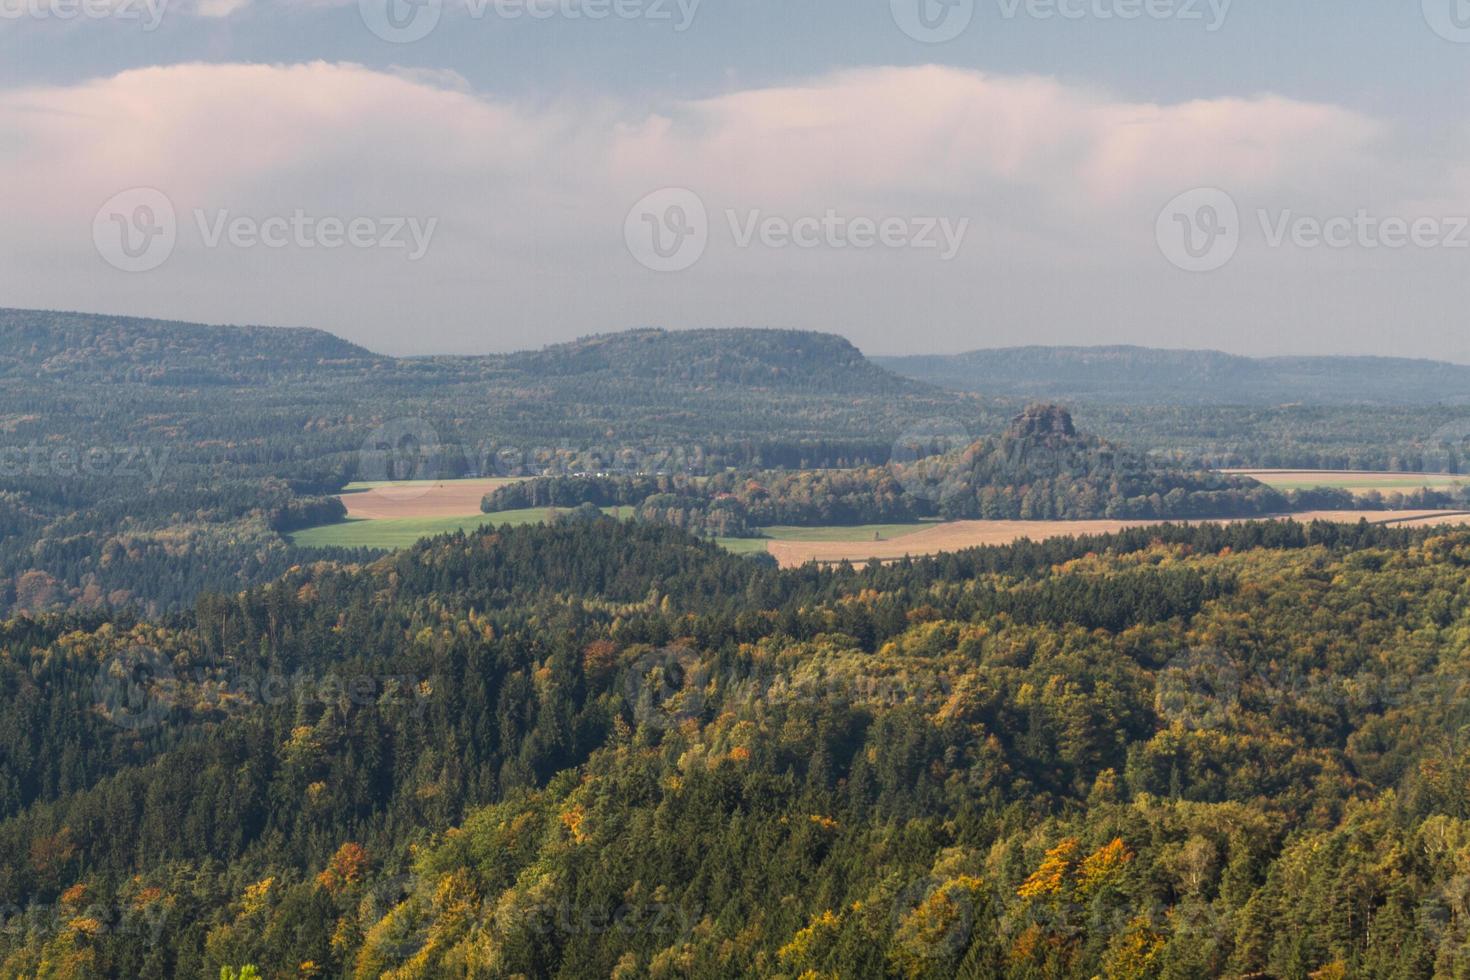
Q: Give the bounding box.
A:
[0,309,383,383]
[877,344,1470,405]
[486,404,1310,532]
[1,310,931,398]
[498,327,930,395]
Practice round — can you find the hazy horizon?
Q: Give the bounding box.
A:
[20,305,1470,367]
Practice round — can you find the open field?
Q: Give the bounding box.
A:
[757,523,935,542]
[715,537,775,556]
[303,476,1470,560]
[762,510,1470,568]
[1229,469,1466,494]
[338,478,524,520]
[291,505,632,549]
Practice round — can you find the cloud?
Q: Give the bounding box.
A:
[0,60,1392,218]
[0,60,1452,355]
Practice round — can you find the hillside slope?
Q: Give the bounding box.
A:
[0,308,383,383]
[500,327,929,395]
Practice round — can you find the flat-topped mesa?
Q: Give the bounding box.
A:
[1007,403,1077,440]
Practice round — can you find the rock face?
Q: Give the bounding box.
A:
[1007,404,1077,440]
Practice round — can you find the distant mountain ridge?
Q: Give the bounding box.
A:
[0,308,382,383]
[0,310,930,397]
[876,345,1470,405]
[0,309,966,457]
[500,327,924,394]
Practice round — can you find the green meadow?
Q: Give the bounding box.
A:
[290,511,935,553]
[289,507,631,549]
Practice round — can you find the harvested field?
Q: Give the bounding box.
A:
[766,520,1152,567]
[1229,469,1466,495]
[764,511,1470,568]
[338,478,523,520]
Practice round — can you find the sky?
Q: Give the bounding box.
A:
[2,2,1469,358]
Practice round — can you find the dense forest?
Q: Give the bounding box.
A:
[0,517,1469,976]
